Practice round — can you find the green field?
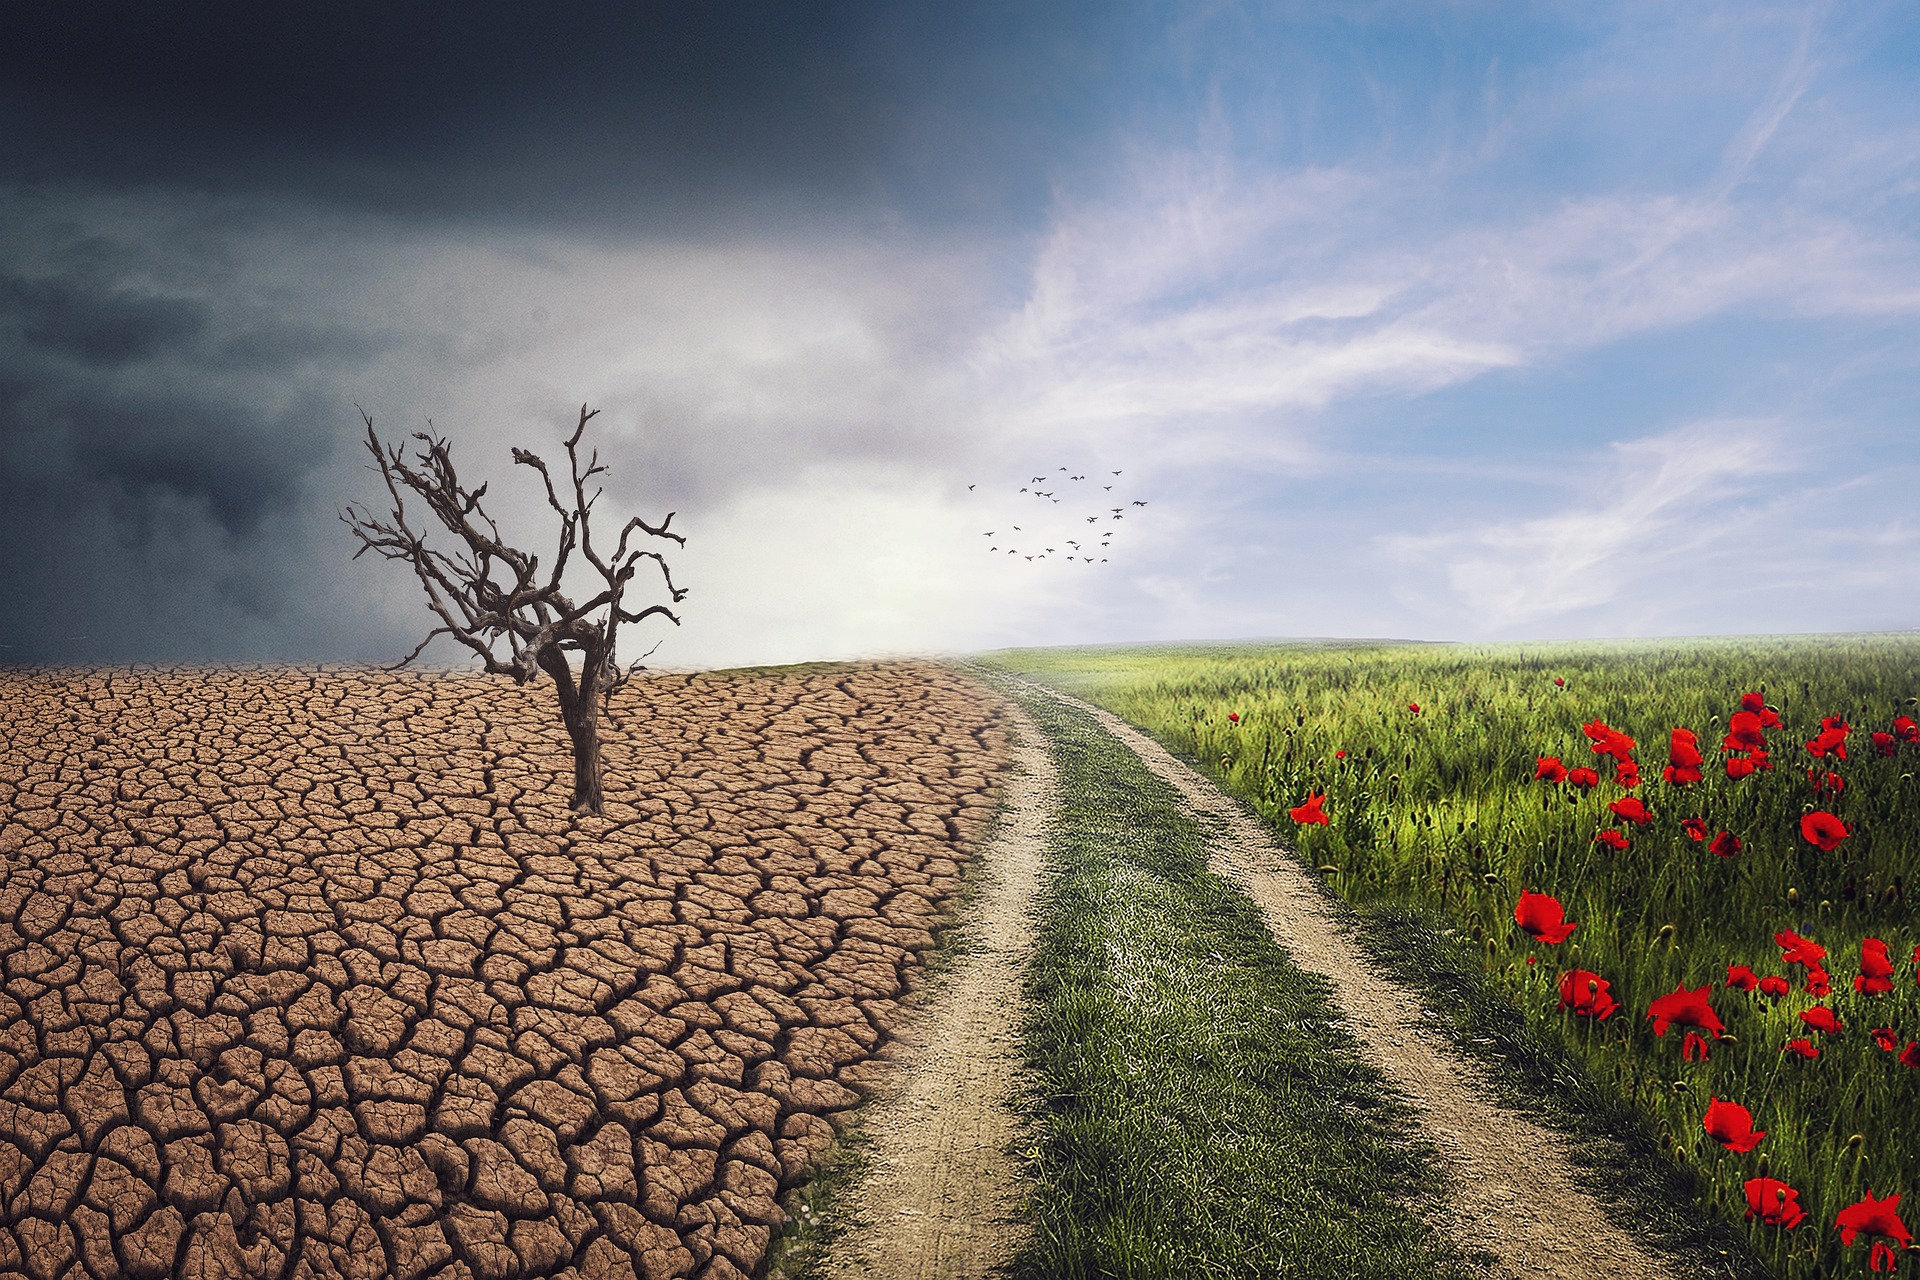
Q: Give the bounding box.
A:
[984,636,1920,1279]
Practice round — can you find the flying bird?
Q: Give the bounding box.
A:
[1110,508,1122,513]
[1112,470,1121,475]
[968,484,975,490]
[1086,517,1098,524]
[1133,501,1147,507]
[1104,486,1112,491]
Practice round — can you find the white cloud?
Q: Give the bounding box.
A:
[1379,422,1793,630]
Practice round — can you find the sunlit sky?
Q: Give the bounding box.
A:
[3,3,1917,669]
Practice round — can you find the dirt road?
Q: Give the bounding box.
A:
[1023,680,1675,1280]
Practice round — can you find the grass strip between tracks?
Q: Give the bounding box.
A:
[994,676,1480,1280]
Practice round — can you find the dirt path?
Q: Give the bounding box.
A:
[813,705,1048,1280]
[1018,680,1677,1280]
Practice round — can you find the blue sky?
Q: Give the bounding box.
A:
[2,2,1916,667]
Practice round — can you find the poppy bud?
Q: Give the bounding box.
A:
[1787,887,1800,904]
[1317,865,1339,875]
[1481,872,1499,885]
[1845,1133,1864,1152]
[1657,923,1675,938]
[1756,1154,1770,1179]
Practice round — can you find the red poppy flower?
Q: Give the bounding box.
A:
[1289,793,1329,825]
[1683,1031,1712,1062]
[1724,711,1767,752]
[1726,964,1760,992]
[1408,702,1421,714]
[1607,796,1651,825]
[1557,969,1617,1019]
[1553,676,1566,687]
[1681,817,1708,841]
[1702,1097,1766,1152]
[1806,721,1850,760]
[1582,720,1636,761]
[1593,829,1630,851]
[1227,712,1240,724]
[1662,764,1702,785]
[1515,890,1578,945]
[1647,983,1725,1039]
[1614,759,1641,788]
[1745,1177,1807,1230]
[1872,1027,1899,1052]
[1708,831,1742,858]
[1535,756,1568,783]
[1896,715,1920,744]
[1805,768,1845,796]
[1903,1042,1920,1068]
[1759,975,1791,998]
[1856,938,1894,995]
[1776,930,1828,967]
[1725,756,1758,780]
[1334,749,1346,758]
[1805,965,1833,997]
[1750,747,1774,771]
[1799,1005,1843,1036]
[1784,1037,1819,1059]
[1873,731,1897,757]
[1567,766,1599,789]
[1836,1190,1911,1274]
[1739,692,1784,728]
[1801,810,1849,851]
[1668,728,1703,769]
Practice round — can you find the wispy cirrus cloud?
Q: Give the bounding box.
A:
[1379,422,1795,631]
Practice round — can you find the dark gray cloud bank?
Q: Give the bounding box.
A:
[0,2,1120,663]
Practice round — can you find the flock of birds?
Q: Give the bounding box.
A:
[968,467,1150,563]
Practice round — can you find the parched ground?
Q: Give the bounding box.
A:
[0,662,1011,1280]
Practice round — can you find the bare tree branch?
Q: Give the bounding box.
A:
[339,405,685,814]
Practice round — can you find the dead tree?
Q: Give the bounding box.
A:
[341,404,686,815]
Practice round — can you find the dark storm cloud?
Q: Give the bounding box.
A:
[0,1,1140,663]
[0,1,1119,233]
[2,274,207,366]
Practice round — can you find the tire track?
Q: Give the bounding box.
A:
[813,704,1048,1280]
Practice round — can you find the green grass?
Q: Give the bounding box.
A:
[983,636,1920,1279]
[985,672,1481,1280]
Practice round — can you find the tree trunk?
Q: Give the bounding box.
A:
[540,647,605,815]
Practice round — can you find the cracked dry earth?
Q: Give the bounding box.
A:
[0,662,1011,1280]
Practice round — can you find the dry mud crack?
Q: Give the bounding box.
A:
[1021,681,1679,1280]
[0,662,1012,1280]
